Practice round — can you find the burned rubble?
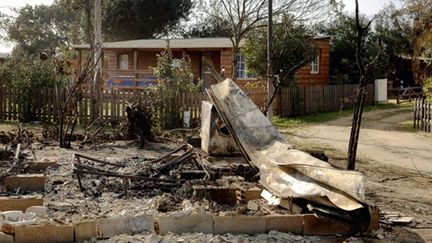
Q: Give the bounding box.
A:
[1,79,425,242]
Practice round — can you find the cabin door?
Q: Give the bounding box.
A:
[201,52,213,90]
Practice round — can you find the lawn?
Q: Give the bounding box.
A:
[272,102,405,128]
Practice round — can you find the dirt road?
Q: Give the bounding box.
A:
[283,107,432,174]
[280,105,432,242]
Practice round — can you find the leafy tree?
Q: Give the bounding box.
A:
[243,16,317,86]
[402,0,432,83]
[197,0,332,79]
[4,4,78,57]
[374,3,414,81]
[316,11,383,84]
[182,16,230,38]
[243,15,318,112]
[375,3,413,58]
[102,0,192,41]
[4,0,192,56]
[56,0,93,45]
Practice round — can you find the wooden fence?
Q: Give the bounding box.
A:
[388,86,423,104]
[277,84,375,116]
[0,86,60,123]
[0,83,374,127]
[414,98,432,132]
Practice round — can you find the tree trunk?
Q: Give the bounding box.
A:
[347,0,367,170]
[231,38,240,80]
[347,84,367,170]
[266,0,273,119]
[91,0,102,122]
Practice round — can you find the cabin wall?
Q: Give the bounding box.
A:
[295,38,331,86]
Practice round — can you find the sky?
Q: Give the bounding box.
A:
[0,0,403,53]
[342,0,403,16]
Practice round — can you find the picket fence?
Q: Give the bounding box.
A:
[414,98,432,132]
[0,83,374,127]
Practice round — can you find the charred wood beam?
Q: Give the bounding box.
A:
[150,144,193,164]
[73,153,125,167]
[73,169,178,183]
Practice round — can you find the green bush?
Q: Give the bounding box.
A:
[0,58,62,122]
[153,48,201,129]
[424,77,432,102]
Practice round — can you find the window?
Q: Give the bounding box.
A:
[236,53,256,79]
[118,54,129,70]
[311,53,320,74]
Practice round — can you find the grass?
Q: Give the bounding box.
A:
[398,120,417,132]
[272,103,403,128]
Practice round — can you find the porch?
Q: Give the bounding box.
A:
[77,47,233,90]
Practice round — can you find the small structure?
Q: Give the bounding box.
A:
[71,37,331,89]
[375,79,388,104]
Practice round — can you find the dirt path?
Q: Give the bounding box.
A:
[281,106,432,242]
[283,107,432,174]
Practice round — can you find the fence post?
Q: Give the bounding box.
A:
[420,99,425,131]
[0,83,3,121]
[303,86,307,115]
[413,99,417,129]
[425,99,432,132]
[397,88,400,104]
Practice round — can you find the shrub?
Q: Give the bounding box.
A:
[424,76,432,102]
[153,48,201,129]
[0,58,63,122]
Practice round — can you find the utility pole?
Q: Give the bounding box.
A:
[92,0,102,121]
[267,0,274,119]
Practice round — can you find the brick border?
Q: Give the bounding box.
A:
[0,209,379,242]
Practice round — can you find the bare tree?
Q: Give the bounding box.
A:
[58,48,101,148]
[197,0,332,80]
[347,0,381,170]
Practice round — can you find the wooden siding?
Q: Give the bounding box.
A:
[189,51,201,80]
[75,37,330,86]
[137,51,158,70]
[220,49,233,79]
[294,38,330,86]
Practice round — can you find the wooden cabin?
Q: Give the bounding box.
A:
[72,37,330,89]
